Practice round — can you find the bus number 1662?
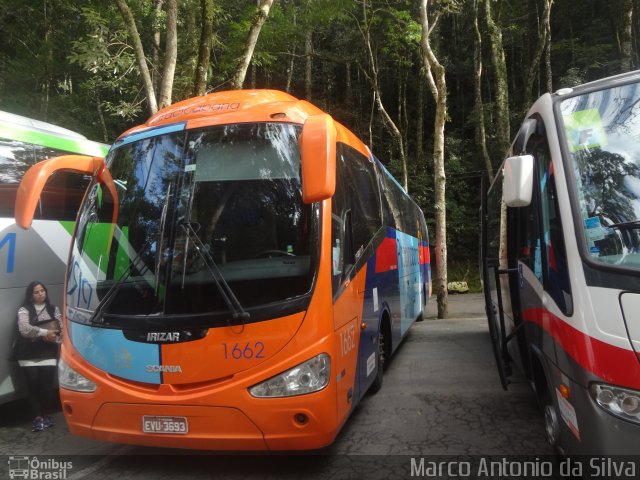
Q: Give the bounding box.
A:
[340,324,356,357]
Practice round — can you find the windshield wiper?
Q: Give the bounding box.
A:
[86,231,153,325]
[180,222,250,323]
[607,219,640,229]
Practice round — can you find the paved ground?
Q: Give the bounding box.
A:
[0,293,554,479]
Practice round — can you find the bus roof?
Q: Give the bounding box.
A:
[0,110,110,157]
[120,89,370,159]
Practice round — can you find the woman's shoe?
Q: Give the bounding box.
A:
[43,416,54,428]
[32,416,44,432]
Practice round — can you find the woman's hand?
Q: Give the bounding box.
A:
[44,330,59,343]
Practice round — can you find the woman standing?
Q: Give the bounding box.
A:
[14,281,61,432]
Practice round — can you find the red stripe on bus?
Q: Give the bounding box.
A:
[524,307,640,389]
[420,245,430,265]
[375,237,397,273]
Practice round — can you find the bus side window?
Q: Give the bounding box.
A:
[331,144,381,295]
[515,194,543,282]
[332,152,349,294]
[526,124,573,315]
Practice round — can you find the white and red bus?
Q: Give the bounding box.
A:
[481,70,640,454]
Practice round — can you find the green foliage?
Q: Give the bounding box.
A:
[0,0,638,276]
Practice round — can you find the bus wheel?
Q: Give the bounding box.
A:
[544,403,560,448]
[369,319,388,394]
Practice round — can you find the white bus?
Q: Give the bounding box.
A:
[0,111,109,404]
[481,70,640,455]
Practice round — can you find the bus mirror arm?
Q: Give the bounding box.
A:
[299,114,337,204]
[15,155,106,229]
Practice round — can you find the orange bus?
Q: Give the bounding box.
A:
[15,90,430,450]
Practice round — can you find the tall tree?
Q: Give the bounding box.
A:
[115,0,158,114]
[193,0,215,96]
[473,0,493,181]
[523,0,553,110]
[158,0,177,109]
[419,0,448,319]
[483,0,510,158]
[357,1,408,191]
[613,0,634,71]
[230,0,275,89]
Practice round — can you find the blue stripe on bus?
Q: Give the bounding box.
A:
[70,322,161,384]
[112,122,186,149]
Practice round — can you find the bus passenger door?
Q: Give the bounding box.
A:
[481,170,516,390]
[482,119,540,390]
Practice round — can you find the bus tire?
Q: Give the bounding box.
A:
[369,316,390,395]
[531,353,563,454]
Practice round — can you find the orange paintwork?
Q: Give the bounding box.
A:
[300,114,337,203]
[59,179,342,450]
[332,266,367,426]
[55,90,391,451]
[15,155,103,229]
[14,154,120,231]
[160,313,305,384]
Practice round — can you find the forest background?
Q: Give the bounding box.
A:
[0,0,637,316]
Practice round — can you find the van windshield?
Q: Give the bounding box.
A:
[66,122,318,327]
[561,81,640,269]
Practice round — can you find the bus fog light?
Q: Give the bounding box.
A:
[58,358,97,392]
[294,413,309,425]
[249,353,330,398]
[590,383,640,424]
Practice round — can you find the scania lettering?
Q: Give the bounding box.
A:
[0,110,108,404]
[15,90,431,450]
[481,70,640,454]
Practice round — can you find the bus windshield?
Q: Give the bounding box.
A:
[67,122,318,328]
[560,81,640,269]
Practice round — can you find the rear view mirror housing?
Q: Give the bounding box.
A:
[15,155,108,229]
[503,155,534,207]
[299,114,336,204]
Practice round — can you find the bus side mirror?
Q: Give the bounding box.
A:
[299,114,336,204]
[15,155,107,229]
[503,155,534,207]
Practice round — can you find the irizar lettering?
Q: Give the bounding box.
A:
[147,332,180,342]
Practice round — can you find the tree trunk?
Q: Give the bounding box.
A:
[545,10,553,93]
[523,0,553,110]
[115,0,158,114]
[305,29,313,100]
[473,0,493,182]
[483,0,510,158]
[618,0,634,71]
[359,3,408,191]
[96,96,109,143]
[157,0,177,109]
[230,0,274,90]
[151,0,164,92]
[420,0,448,319]
[286,46,296,92]
[416,78,425,167]
[193,0,215,96]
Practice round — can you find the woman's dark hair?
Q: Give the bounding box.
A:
[22,281,56,323]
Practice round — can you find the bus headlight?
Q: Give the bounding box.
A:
[249,353,330,398]
[590,383,640,424]
[58,358,96,392]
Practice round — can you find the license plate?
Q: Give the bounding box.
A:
[142,416,188,435]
